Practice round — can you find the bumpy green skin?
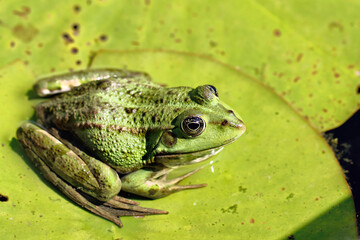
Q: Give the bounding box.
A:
[18,68,245,202]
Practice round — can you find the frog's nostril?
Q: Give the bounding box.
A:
[227,110,234,115]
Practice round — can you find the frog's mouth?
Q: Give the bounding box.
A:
[154,146,224,167]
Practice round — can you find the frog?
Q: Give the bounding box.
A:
[16,68,246,227]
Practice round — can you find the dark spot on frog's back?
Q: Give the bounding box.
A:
[152,115,160,123]
[125,108,137,114]
[155,98,164,104]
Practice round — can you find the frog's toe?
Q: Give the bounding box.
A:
[103,196,168,215]
[121,165,207,199]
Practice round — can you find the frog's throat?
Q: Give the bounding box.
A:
[154,146,224,167]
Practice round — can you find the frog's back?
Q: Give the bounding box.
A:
[36,78,195,172]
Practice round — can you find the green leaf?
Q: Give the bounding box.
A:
[0,1,358,239]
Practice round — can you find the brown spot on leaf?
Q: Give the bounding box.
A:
[273,29,281,37]
[0,193,8,202]
[76,60,81,65]
[10,41,15,48]
[132,41,140,46]
[293,76,300,82]
[13,6,31,19]
[12,24,39,43]
[348,65,354,69]
[323,108,328,113]
[145,0,151,5]
[174,38,181,43]
[312,70,318,75]
[296,53,303,62]
[99,34,108,42]
[209,40,217,47]
[334,73,340,78]
[71,47,78,54]
[329,21,344,32]
[62,33,74,44]
[72,23,80,36]
[73,5,81,13]
[250,218,255,224]
[38,42,43,48]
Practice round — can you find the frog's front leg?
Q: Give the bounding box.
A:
[17,122,167,227]
[121,167,207,199]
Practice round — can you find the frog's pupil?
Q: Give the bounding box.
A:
[181,116,206,137]
[188,122,199,130]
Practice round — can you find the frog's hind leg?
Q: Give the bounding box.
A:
[17,122,167,227]
[121,167,207,199]
[33,68,151,97]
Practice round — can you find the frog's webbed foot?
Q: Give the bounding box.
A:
[121,166,207,199]
[102,195,167,216]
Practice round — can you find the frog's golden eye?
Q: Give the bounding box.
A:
[206,85,218,97]
[181,116,206,137]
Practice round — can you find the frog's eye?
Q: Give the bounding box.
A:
[181,116,206,137]
[206,85,218,97]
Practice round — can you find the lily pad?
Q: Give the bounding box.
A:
[0,1,358,239]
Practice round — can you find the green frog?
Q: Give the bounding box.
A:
[17,68,246,227]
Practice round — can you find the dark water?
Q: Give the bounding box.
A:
[325,110,360,234]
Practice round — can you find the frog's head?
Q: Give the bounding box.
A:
[154,85,246,167]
